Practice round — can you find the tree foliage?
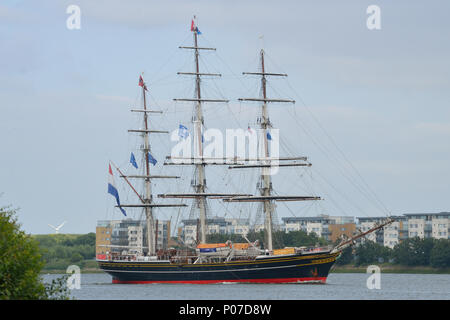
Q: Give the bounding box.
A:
[430,239,450,268]
[33,233,96,270]
[335,237,450,268]
[0,206,70,300]
[206,230,328,249]
[335,246,354,265]
[354,241,392,266]
[392,237,435,266]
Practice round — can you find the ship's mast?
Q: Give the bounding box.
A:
[165,19,230,245]
[163,18,268,246]
[114,76,187,256]
[259,50,274,251]
[162,20,311,249]
[193,30,208,244]
[141,84,155,255]
[234,48,320,252]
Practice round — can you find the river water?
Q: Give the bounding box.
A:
[42,272,450,300]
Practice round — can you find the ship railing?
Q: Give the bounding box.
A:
[298,246,333,254]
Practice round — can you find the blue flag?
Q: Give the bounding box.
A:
[130,152,138,169]
[108,164,126,216]
[148,152,157,166]
[178,124,189,139]
[267,132,272,140]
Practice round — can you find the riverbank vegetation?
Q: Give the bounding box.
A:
[206,230,329,248]
[0,206,70,299]
[335,237,450,269]
[32,233,96,272]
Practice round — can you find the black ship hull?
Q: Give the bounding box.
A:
[98,251,339,284]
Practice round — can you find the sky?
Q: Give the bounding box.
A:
[1,0,449,235]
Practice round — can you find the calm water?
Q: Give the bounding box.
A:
[43,273,450,300]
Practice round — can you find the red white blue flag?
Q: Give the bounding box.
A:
[138,75,148,91]
[190,17,201,35]
[108,164,126,216]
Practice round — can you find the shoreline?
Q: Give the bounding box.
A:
[331,265,450,274]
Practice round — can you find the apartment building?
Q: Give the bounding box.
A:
[181,217,251,246]
[127,225,143,255]
[404,212,449,240]
[282,215,356,242]
[96,219,171,256]
[328,223,357,243]
[95,220,113,255]
[176,212,449,249]
[282,216,332,240]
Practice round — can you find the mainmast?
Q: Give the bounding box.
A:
[163,17,259,245]
[192,30,208,244]
[166,18,229,245]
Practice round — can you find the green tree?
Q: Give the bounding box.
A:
[70,252,83,264]
[277,230,328,248]
[335,246,353,265]
[354,241,392,266]
[206,233,245,244]
[206,230,329,250]
[0,206,71,300]
[333,239,354,265]
[393,237,435,266]
[73,233,95,246]
[430,239,450,268]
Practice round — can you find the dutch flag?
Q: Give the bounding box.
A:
[190,17,201,35]
[108,164,126,216]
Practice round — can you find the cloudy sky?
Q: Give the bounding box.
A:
[1,0,449,234]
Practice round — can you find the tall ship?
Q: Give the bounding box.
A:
[97,18,393,284]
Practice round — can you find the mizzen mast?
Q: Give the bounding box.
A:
[232,49,320,252]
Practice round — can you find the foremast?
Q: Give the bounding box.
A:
[114,76,186,256]
[142,82,155,255]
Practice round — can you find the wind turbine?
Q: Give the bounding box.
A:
[48,221,67,234]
